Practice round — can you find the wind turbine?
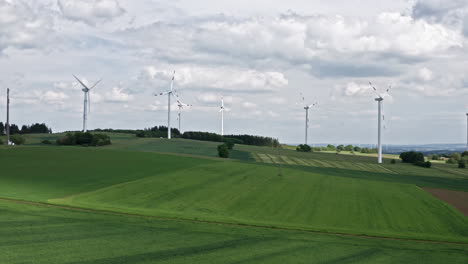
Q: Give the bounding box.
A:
[176,99,191,133]
[369,81,390,164]
[219,96,225,136]
[73,75,101,132]
[155,70,176,139]
[466,113,468,151]
[299,93,317,145]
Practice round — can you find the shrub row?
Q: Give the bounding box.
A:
[56,132,111,146]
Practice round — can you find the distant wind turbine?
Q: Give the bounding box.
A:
[73,75,101,132]
[176,99,191,133]
[155,70,176,139]
[369,81,390,164]
[219,96,225,136]
[299,93,317,145]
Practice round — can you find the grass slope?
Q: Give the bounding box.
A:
[1,200,467,264]
[52,161,468,242]
[1,147,466,242]
[0,146,214,201]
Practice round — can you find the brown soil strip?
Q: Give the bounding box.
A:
[0,197,466,245]
[423,187,468,217]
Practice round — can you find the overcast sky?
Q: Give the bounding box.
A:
[0,0,467,144]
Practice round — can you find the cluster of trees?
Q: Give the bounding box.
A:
[136,126,181,138]
[0,122,52,135]
[56,132,111,146]
[182,131,278,147]
[296,144,312,152]
[444,151,468,168]
[217,141,235,158]
[399,151,432,168]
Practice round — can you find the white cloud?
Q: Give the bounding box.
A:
[0,0,54,53]
[58,0,125,26]
[417,67,434,81]
[139,65,288,92]
[105,86,133,102]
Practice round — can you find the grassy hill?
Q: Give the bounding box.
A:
[0,133,467,262]
[2,200,467,264]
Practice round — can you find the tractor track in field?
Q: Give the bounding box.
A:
[1,197,467,245]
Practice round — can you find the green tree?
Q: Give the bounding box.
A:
[450,153,461,161]
[10,134,25,145]
[344,145,353,151]
[296,144,312,152]
[353,146,361,152]
[431,154,440,160]
[217,144,229,158]
[326,144,336,151]
[336,145,344,151]
[459,159,466,169]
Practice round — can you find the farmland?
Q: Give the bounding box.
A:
[0,134,467,263]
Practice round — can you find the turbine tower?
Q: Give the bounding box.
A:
[176,99,191,132]
[6,88,10,145]
[369,81,390,164]
[155,70,176,139]
[466,113,468,151]
[219,96,225,136]
[73,75,101,132]
[299,93,317,145]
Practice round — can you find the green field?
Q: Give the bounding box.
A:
[0,133,467,263]
[2,200,467,264]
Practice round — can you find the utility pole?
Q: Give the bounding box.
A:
[305,107,309,145]
[6,88,10,145]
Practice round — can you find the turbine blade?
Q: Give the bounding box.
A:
[89,79,102,89]
[73,75,89,89]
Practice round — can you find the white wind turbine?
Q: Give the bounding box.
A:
[219,96,225,136]
[299,93,317,145]
[369,81,390,164]
[176,99,191,133]
[155,70,176,139]
[73,75,101,132]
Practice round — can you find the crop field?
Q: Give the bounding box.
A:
[2,200,467,264]
[1,134,467,262]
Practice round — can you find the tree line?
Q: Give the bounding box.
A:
[0,122,52,135]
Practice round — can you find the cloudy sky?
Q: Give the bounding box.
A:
[0,0,467,144]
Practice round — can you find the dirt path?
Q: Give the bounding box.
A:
[0,197,466,245]
[423,187,468,216]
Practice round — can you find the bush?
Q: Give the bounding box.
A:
[459,159,466,169]
[91,134,111,146]
[41,139,52,145]
[399,151,425,163]
[224,139,235,150]
[217,144,229,158]
[56,133,76,145]
[390,159,396,164]
[414,161,432,168]
[296,144,312,152]
[56,132,111,147]
[446,158,457,164]
[462,151,468,157]
[0,138,3,145]
[10,134,25,145]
